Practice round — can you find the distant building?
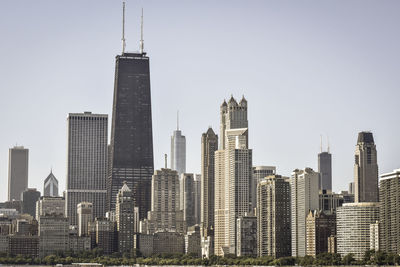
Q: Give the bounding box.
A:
[90,217,117,255]
[379,169,400,254]
[147,168,185,234]
[8,146,29,201]
[237,216,257,257]
[370,221,379,251]
[291,168,319,257]
[153,231,185,255]
[180,173,195,227]
[77,202,93,237]
[193,174,201,226]
[319,190,344,214]
[66,112,108,226]
[185,225,201,257]
[171,119,186,175]
[348,182,355,195]
[328,235,337,254]
[9,235,39,257]
[306,210,336,256]
[116,182,138,253]
[21,188,40,217]
[38,214,69,257]
[257,175,291,258]
[251,166,276,212]
[318,150,332,191]
[337,202,379,260]
[35,196,65,220]
[43,171,59,197]
[354,132,379,203]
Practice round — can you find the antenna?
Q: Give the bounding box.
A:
[140,8,144,53]
[122,2,126,54]
[320,135,322,153]
[164,154,167,169]
[177,110,179,130]
[327,135,330,153]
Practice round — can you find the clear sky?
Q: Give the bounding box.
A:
[0,0,399,201]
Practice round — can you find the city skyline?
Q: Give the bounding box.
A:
[1,1,400,201]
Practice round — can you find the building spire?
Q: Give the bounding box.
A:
[177,110,179,130]
[122,2,126,54]
[140,8,144,54]
[320,135,322,153]
[164,154,167,169]
[327,135,330,153]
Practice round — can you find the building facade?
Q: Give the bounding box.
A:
[107,51,154,219]
[336,202,379,260]
[291,168,319,257]
[21,188,40,217]
[306,210,336,256]
[379,169,400,254]
[77,202,93,237]
[180,173,195,227]
[43,171,59,197]
[257,175,291,258]
[236,216,257,257]
[8,146,29,201]
[66,112,108,225]
[318,151,332,191]
[36,196,65,220]
[171,125,186,175]
[354,131,379,203]
[38,215,69,257]
[251,166,276,212]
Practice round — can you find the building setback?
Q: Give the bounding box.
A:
[354,131,379,203]
[66,112,108,225]
[257,175,291,258]
[8,146,29,201]
[107,50,154,219]
[379,169,400,254]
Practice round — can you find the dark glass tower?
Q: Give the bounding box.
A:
[107,52,154,219]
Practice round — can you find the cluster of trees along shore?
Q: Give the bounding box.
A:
[0,250,400,266]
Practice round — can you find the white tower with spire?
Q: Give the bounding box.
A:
[171,111,186,175]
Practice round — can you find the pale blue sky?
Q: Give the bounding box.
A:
[0,0,399,201]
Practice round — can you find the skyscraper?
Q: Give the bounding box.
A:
[257,175,291,258]
[291,168,319,257]
[171,115,186,175]
[116,183,139,253]
[107,9,154,218]
[66,112,108,225]
[21,188,41,217]
[379,169,400,254]
[215,96,252,256]
[180,173,195,227]
[43,171,59,197]
[354,131,379,203]
[147,168,185,234]
[8,146,28,201]
[318,150,332,191]
[193,174,201,226]
[77,202,93,237]
[200,127,218,240]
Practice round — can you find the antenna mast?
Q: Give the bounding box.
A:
[140,8,144,53]
[320,135,322,153]
[122,2,126,54]
[177,110,179,130]
[327,135,330,153]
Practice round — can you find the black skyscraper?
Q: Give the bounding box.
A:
[107,51,154,219]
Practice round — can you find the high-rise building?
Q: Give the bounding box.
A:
[180,173,195,227]
[318,150,332,191]
[21,188,41,217]
[116,182,139,253]
[91,217,117,255]
[193,174,201,226]
[348,182,355,195]
[306,210,336,257]
[35,196,65,221]
[370,221,379,251]
[291,168,319,257]
[43,171,59,197]
[257,175,291,258]
[319,190,344,214]
[379,169,400,254]
[38,214,69,257]
[171,116,186,175]
[236,215,257,257]
[147,168,185,234]
[200,127,218,243]
[354,132,379,203]
[336,202,379,260]
[215,96,252,256]
[107,45,154,219]
[251,166,276,212]
[8,146,29,201]
[66,112,108,226]
[77,202,93,237]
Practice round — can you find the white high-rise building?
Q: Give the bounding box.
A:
[251,166,276,212]
[65,112,108,226]
[337,202,379,260]
[8,146,29,201]
[77,202,93,237]
[291,168,319,257]
[171,115,186,175]
[214,96,252,256]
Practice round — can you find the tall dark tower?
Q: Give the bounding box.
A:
[318,137,332,191]
[107,4,153,219]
